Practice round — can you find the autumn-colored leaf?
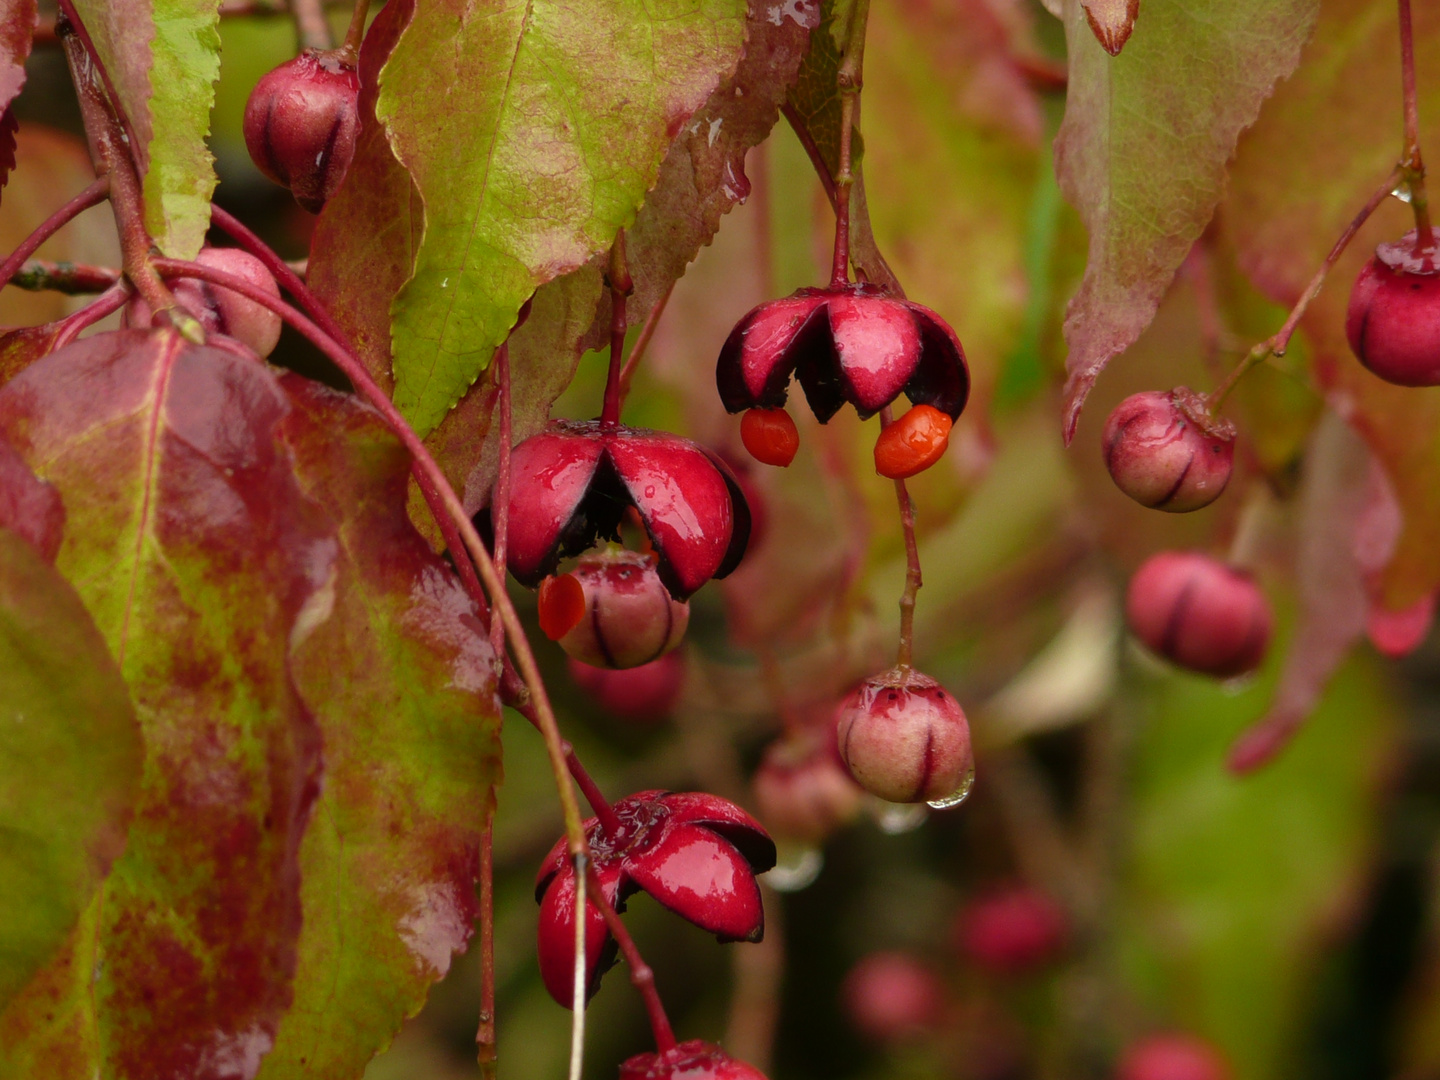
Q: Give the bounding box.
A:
[0,329,330,1080]
[1055,0,1317,441]
[0,528,140,1014]
[377,0,749,436]
[1081,0,1139,56]
[0,438,62,559]
[1225,0,1440,609]
[256,376,501,1079]
[579,0,819,354]
[0,0,37,199]
[69,0,219,259]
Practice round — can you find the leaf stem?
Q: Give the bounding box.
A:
[1399,0,1433,247]
[1206,166,1401,411]
[490,342,513,654]
[291,0,333,51]
[340,0,370,57]
[584,862,677,1054]
[829,0,870,289]
[617,279,674,409]
[880,405,922,670]
[601,230,632,427]
[0,179,110,294]
[51,282,131,347]
[476,805,497,1078]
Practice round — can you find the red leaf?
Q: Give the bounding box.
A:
[0,436,62,560]
[0,0,37,200]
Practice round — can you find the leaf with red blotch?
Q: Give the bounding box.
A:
[1080,0,1139,55]
[309,0,418,398]
[0,529,141,1016]
[578,0,820,354]
[378,0,749,436]
[255,376,501,1079]
[0,329,332,1080]
[68,0,220,258]
[0,437,63,560]
[0,324,66,388]
[1055,0,1317,442]
[1229,414,1375,773]
[1224,0,1440,610]
[0,0,36,201]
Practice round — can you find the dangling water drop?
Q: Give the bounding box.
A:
[875,801,928,834]
[926,763,976,810]
[761,843,824,892]
[1392,182,1415,204]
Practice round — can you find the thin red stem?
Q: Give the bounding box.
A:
[780,103,837,208]
[0,178,110,295]
[600,231,632,427]
[1207,166,1401,410]
[341,0,371,57]
[489,342,512,654]
[210,205,347,342]
[10,259,119,294]
[50,282,131,348]
[149,254,592,863]
[1399,0,1433,246]
[584,863,676,1053]
[829,0,869,289]
[616,280,673,409]
[562,742,621,838]
[476,807,497,1077]
[881,405,922,670]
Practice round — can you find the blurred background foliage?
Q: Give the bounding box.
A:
[6,0,1440,1078]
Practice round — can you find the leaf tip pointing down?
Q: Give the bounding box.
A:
[1081,0,1139,56]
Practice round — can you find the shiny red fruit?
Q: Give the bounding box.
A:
[1346,228,1440,386]
[537,572,586,640]
[556,550,689,668]
[740,407,799,467]
[243,49,360,213]
[954,886,1068,975]
[568,652,685,724]
[124,247,283,358]
[752,727,863,844]
[1126,551,1272,678]
[1117,1034,1231,1080]
[836,667,973,804]
[499,420,750,601]
[717,283,969,424]
[842,951,944,1042]
[874,403,953,479]
[1102,389,1234,512]
[534,790,776,1007]
[619,1040,769,1080]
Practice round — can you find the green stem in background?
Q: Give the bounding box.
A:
[828,0,870,289]
[1399,0,1433,247]
[340,0,370,58]
[290,0,332,51]
[600,230,632,427]
[0,179,110,292]
[1206,166,1401,412]
[879,404,922,671]
[584,862,677,1054]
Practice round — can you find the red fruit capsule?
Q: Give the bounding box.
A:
[243,49,360,213]
[125,246,283,358]
[874,404,953,479]
[954,886,1068,975]
[1346,228,1440,386]
[842,951,944,1043]
[836,667,973,805]
[740,407,799,467]
[568,652,685,724]
[1117,1034,1231,1080]
[537,573,586,640]
[1102,389,1234,512]
[620,1040,769,1080]
[1125,551,1272,678]
[555,550,689,668]
[752,728,863,844]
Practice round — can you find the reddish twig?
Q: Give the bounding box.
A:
[879,404,923,670]
[1399,0,1432,246]
[489,342,512,654]
[600,230,632,427]
[0,178,110,295]
[584,863,677,1053]
[476,805,497,1077]
[616,280,674,408]
[10,259,119,294]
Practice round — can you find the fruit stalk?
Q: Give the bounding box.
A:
[617,279,674,407]
[829,0,870,289]
[490,341,512,654]
[341,0,371,57]
[601,230,633,427]
[1399,0,1433,247]
[1206,165,1402,410]
[584,862,678,1054]
[881,405,923,670]
[0,178,110,294]
[476,806,497,1078]
[563,742,625,839]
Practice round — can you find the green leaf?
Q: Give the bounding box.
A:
[1055,0,1318,441]
[0,329,330,1079]
[377,0,748,435]
[1223,0,1440,609]
[70,0,219,258]
[0,529,141,1011]
[1117,635,1395,1080]
[256,376,501,1078]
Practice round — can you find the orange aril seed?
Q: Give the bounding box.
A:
[874,405,953,480]
[740,407,800,467]
[538,573,587,640]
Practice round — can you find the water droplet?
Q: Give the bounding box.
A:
[1392,183,1415,204]
[1219,673,1256,696]
[926,764,976,810]
[874,802,928,834]
[761,844,823,892]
